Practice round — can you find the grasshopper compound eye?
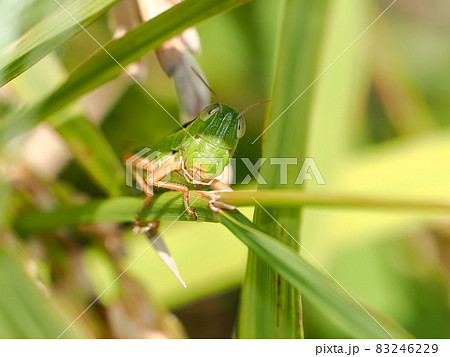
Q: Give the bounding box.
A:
[200,104,220,121]
[237,115,246,138]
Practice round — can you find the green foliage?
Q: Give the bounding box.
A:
[15,189,450,236]
[7,53,125,195]
[0,0,119,86]
[239,0,328,338]
[219,210,409,338]
[0,0,252,145]
[14,193,215,236]
[1,0,449,339]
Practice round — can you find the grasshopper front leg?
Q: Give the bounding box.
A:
[195,179,236,213]
[145,160,198,220]
[126,154,198,226]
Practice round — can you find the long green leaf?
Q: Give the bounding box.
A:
[14,192,216,236]
[0,0,253,144]
[240,0,328,338]
[217,190,450,212]
[0,0,119,86]
[14,189,450,236]
[52,114,125,196]
[220,210,409,338]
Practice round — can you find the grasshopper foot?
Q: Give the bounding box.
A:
[132,212,159,234]
[186,207,198,220]
[196,191,236,214]
[183,191,198,219]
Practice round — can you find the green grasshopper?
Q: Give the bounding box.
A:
[126,69,268,286]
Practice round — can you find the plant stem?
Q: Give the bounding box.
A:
[218,190,450,212]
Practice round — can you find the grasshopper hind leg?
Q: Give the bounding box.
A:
[126,154,187,287]
[132,195,155,234]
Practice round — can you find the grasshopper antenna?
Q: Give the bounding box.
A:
[191,66,222,112]
[239,99,271,118]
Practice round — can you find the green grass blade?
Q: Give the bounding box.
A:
[217,190,450,212]
[0,0,119,86]
[220,209,408,338]
[14,189,450,236]
[0,179,10,226]
[239,0,328,338]
[14,192,216,236]
[52,114,125,196]
[0,0,253,145]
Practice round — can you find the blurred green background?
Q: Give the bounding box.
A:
[0,0,449,338]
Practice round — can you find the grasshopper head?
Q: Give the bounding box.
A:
[197,103,245,150]
[182,104,245,180]
[181,68,268,182]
